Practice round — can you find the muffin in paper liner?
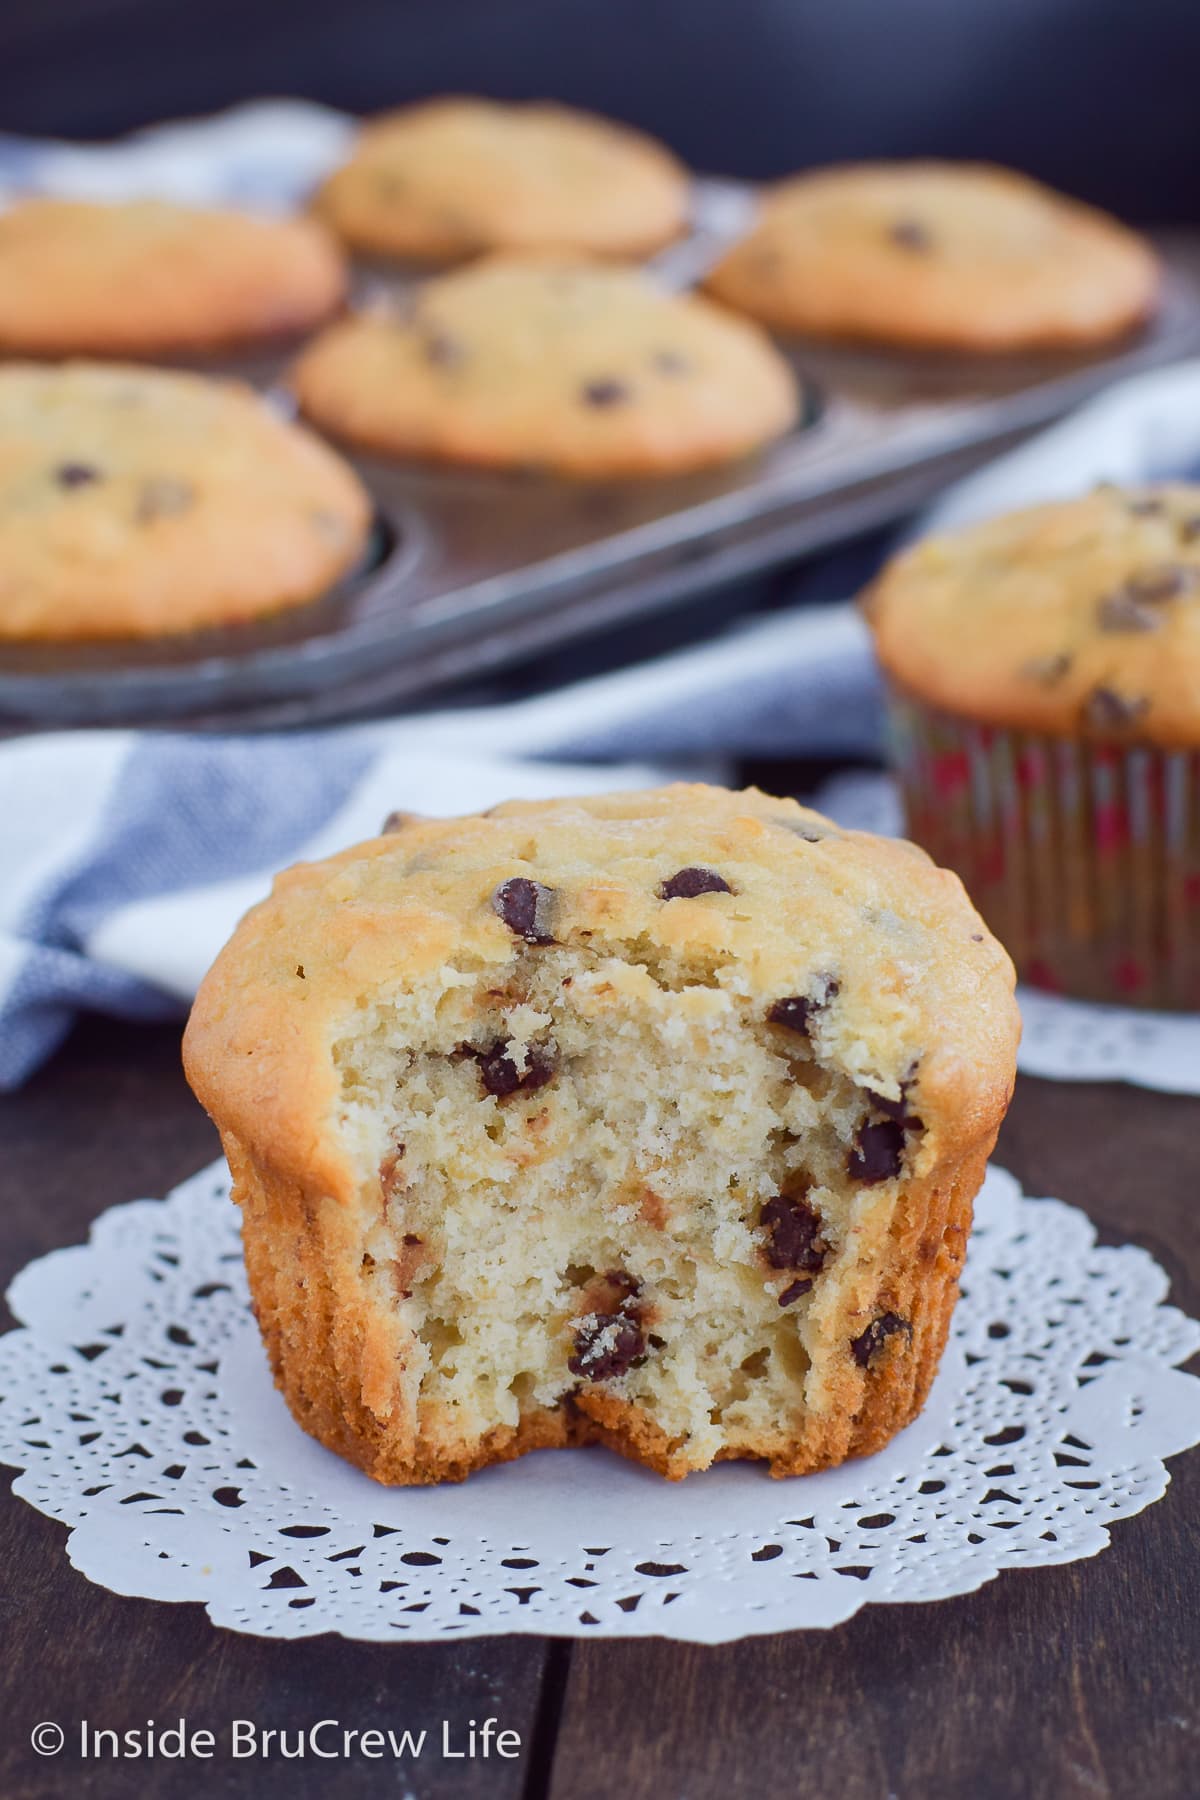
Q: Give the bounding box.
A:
[886,689,1200,1010]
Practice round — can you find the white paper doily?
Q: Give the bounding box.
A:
[1,1160,1197,1645]
[816,770,1200,1095]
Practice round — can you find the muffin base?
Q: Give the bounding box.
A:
[228,1131,993,1486]
[888,690,1200,1011]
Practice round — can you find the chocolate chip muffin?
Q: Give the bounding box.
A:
[291,256,798,478]
[706,162,1159,352]
[183,784,1018,1485]
[865,483,1200,1007]
[0,361,372,640]
[0,199,346,356]
[313,97,689,262]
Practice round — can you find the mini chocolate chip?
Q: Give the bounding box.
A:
[767,996,813,1036]
[422,329,465,368]
[767,976,839,1040]
[381,810,418,833]
[851,1312,912,1367]
[659,866,732,900]
[1128,495,1166,516]
[1096,591,1162,633]
[890,218,933,252]
[773,816,835,842]
[1020,652,1073,686]
[849,1118,906,1184]
[135,476,192,522]
[760,1194,827,1274]
[1082,686,1150,733]
[492,877,557,944]
[402,1233,422,1246]
[778,1278,813,1307]
[581,378,630,408]
[569,1312,646,1381]
[55,462,101,488]
[476,1040,557,1099]
[652,349,691,375]
[1179,516,1200,542]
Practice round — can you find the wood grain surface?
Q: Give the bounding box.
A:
[1,1016,1196,1800]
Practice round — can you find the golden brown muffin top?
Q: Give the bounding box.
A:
[0,198,346,355]
[706,161,1159,351]
[0,360,371,640]
[314,96,689,262]
[291,255,798,477]
[865,483,1200,747]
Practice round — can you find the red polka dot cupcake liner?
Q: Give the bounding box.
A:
[886,692,1200,1010]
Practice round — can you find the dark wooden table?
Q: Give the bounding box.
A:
[1,1015,1197,1800]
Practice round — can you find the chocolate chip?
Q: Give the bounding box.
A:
[1128,495,1165,516]
[1082,686,1150,733]
[135,476,192,523]
[492,877,557,944]
[569,1312,646,1381]
[778,1278,813,1307]
[772,815,835,842]
[890,218,933,252]
[476,1040,557,1099]
[1096,591,1162,633]
[1179,517,1200,542]
[381,810,417,833]
[581,378,630,408]
[55,462,101,488]
[422,329,465,368]
[652,349,691,375]
[1020,652,1072,686]
[659,866,732,900]
[849,1119,906,1184]
[402,1233,422,1246]
[865,1080,923,1131]
[851,1312,912,1367]
[767,976,839,1040]
[760,1194,826,1274]
[767,996,814,1036]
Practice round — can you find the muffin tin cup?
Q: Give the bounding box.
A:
[886,688,1200,1010]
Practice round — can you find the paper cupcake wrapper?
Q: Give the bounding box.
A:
[886,691,1200,1010]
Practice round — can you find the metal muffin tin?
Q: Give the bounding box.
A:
[3,203,1199,730]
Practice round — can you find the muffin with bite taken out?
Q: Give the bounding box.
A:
[184,783,1018,1484]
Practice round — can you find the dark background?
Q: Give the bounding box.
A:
[2,0,1199,219]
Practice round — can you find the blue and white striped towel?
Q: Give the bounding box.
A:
[3,106,1200,1085]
